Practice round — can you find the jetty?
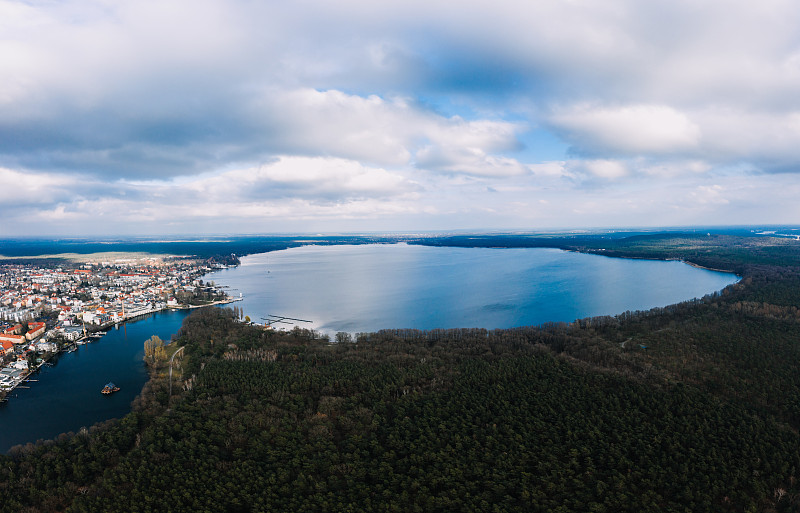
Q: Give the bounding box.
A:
[261,314,313,328]
[0,352,57,399]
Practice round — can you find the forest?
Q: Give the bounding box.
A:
[1,233,800,512]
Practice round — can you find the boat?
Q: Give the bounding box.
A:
[101,382,120,395]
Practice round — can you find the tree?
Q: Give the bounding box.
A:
[25,350,36,370]
[144,335,167,365]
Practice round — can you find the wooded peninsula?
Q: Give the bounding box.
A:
[2,232,800,512]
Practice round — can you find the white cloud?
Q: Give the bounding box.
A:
[415,146,529,177]
[0,167,80,205]
[4,0,800,234]
[529,161,568,177]
[689,184,729,206]
[689,108,800,169]
[550,104,701,155]
[250,89,526,175]
[567,159,629,180]
[185,156,419,201]
[640,160,711,177]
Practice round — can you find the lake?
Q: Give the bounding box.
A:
[0,309,191,453]
[208,244,739,335]
[0,245,738,451]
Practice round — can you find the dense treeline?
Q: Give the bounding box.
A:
[2,234,800,511]
[413,232,800,274]
[69,348,800,512]
[0,234,392,259]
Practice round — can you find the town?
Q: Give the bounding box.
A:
[0,254,239,399]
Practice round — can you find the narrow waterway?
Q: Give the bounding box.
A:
[0,309,191,453]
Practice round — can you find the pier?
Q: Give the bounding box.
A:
[0,351,57,400]
[261,314,313,328]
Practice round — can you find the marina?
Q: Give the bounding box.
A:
[0,309,192,452]
[0,353,58,397]
[0,299,240,401]
[1,327,113,398]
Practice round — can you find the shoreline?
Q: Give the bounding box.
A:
[0,296,241,403]
[228,243,742,276]
[207,245,740,338]
[0,308,194,453]
[1,238,742,405]
[178,297,243,310]
[0,352,56,402]
[680,260,739,274]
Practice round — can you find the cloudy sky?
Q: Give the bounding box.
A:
[2,0,800,236]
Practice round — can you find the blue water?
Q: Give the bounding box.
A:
[208,244,739,335]
[0,309,191,452]
[0,246,738,451]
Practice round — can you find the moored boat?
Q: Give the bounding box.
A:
[101,382,120,395]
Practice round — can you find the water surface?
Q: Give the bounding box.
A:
[0,309,190,452]
[209,244,738,335]
[0,246,738,451]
